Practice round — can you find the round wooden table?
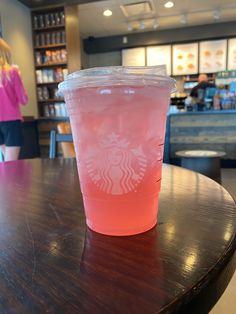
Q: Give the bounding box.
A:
[0,159,235,314]
[175,150,226,183]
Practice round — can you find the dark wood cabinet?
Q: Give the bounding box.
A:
[19,120,40,159]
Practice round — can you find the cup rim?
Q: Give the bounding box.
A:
[58,66,177,95]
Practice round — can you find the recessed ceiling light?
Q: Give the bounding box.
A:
[180,14,187,24]
[127,23,133,31]
[139,21,145,30]
[164,1,174,9]
[213,9,220,20]
[103,9,112,17]
[153,19,159,29]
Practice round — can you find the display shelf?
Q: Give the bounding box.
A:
[38,116,68,120]
[38,99,64,103]
[34,44,66,50]
[32,5,81,157]
[32,6,67,120]
[36,63,67,68]
[33,25,65,32]
[36,81,62,86]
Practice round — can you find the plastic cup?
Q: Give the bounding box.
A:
[58,66,176,236]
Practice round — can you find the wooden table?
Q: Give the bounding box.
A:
[176,150,226,183]
[0,159,235,314]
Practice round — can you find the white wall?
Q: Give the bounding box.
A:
[0,0,37,117]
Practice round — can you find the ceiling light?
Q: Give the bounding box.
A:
[164,1,174,8]
[180,14,187,24]
[103,9,112,17]
[213,9,220,20]
[127,23,133,31]
[139,21,145,30]
[153,19,159,29]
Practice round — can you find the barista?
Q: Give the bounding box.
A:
[190,73,215,98]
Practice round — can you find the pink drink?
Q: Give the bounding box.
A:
[59,67,175,236]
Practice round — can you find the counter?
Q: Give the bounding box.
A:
[164,110,236,167]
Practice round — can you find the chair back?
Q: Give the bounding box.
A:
[57,122,76,158]
[49,122,75,159]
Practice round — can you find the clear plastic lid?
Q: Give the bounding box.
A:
[58,65,176,95]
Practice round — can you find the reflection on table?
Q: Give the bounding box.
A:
[0,159,235,313]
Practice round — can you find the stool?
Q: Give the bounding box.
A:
[175,150,226,184]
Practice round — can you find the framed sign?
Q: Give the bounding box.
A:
[146,45,171,75]
[227,38,236,70]
[122,47,145,66]
[172,43,198,75]
[200,40,227,73]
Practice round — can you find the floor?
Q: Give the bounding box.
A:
[210,169,236,314]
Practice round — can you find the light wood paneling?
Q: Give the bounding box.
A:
[65,5,81,73]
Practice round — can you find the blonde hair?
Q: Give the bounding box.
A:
[0,38,12,67]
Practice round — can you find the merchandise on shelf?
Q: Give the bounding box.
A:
[215,70,236,86]
[35,49,67,65]
[37,86,63,101]
[35,67,68,84]
[33,10,65,29]
[43,102,67,117]
[35,31,66,47]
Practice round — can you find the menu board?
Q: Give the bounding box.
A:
[122,47,145,66]
[146,45,171,75]
[200,40,227,73]
[172,43,198,75]
[227,38,236,70]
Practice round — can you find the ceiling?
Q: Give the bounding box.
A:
[17,0,102,8]
[17,0,236,39]
[78,0,236,39]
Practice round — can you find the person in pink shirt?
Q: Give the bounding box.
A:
[0,38,28,161]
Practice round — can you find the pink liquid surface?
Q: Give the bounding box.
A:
[65,84,170,235]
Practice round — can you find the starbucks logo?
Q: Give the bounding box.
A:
[85,133,147,195]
